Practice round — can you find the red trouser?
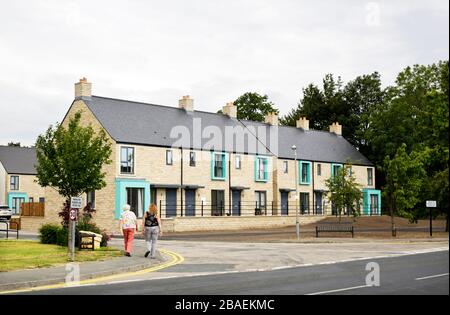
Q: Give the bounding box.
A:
[123,228,135,253]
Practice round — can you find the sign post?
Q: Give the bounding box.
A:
[426,201,437,238]
[69,197,82,261]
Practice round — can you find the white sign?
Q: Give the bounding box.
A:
[70,197,83,209]
[426,201,437,208]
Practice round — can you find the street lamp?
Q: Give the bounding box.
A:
[292,145,300,240]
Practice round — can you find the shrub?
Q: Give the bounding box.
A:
[56,227,69,247]
[38,224,61,244]
[100,232,111,247]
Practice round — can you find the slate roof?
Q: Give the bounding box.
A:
[0,146,37,175]
[80,95,373,166]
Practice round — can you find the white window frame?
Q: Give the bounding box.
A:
[235,155,242,170]
[166,150,173,166]
[120,147,135,174]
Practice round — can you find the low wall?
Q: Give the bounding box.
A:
[21,215,326,234]
[20,216,59,232]
[161,215,325,233]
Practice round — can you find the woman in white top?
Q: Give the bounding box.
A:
[119,204,138,257]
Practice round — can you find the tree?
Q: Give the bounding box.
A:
[280,75,343,129]
[366,61,449,222]
[381,144,426,236]
[428,167,449,232]
[232,92,278,122]
[7,142,21,147]
[325,163,363,221]
[280,73,384,153]
[343,72,384,157]
[35,111,112,226]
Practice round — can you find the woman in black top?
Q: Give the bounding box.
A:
[142,204,163,258]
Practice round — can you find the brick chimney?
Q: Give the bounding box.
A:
[75,77,92,98]
[296,117,309,130]
[265,112,279,126]
[329,122,342,135]
[179,95,194,111]
[222,102,237,118]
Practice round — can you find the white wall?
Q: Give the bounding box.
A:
[0,162,6,205]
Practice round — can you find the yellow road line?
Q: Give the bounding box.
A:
[0,249,184,295]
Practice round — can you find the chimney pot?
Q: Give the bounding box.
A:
[329,122,342,135]
[265,112,279,126]
[222,102,237,118]
[179,95,194,111]
[75,77,92,98]
[296,117,310,130]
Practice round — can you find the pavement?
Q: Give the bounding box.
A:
[17,250,449,295]
[0,242,169,292]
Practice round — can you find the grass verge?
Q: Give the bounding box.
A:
[0,240,122,272]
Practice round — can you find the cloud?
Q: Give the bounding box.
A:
[0,0,448,145]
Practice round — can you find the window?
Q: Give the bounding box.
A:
[29,197,34,203]
[11,197,25,215]
[300,193,310,214]
[368,168,374,186]
[347,166,353,176]
[255,157,268,182]
[126,187,144,218]
[255,191,267,215]
[235,155,242,169]
[211,190,225,216]
[86,191,95,209]
[370,194,379,215]
[120,147,134,174]
[189,151,196,167]
[317,164,322,176]
[300,161,311,184]
[212,152,226,180]
[10,176,19,190]
[39,197,45,203]
[150,188,157,206]
[283,161,288,174]
[166,150,173,166]
[331,164,343,177]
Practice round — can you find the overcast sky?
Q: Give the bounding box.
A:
[0,0,448,146]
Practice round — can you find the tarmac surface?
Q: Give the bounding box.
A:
[16,250,449,295]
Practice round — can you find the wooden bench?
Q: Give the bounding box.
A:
[316,222,354,238]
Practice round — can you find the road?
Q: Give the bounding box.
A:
[17,250,448,295]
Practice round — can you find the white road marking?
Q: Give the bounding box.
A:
[415,273,449,281]
[307,285,372,295]
[62,284,98,288]
[108,279,145,285]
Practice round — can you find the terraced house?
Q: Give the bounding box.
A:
[39,79,381,233]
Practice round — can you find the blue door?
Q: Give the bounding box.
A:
[185,189,196,217]
[166,189,177,218]
[280,192,289,216]
[232,190,241,216]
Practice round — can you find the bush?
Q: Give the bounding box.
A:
[38,224,61,244]
[100,232,111,247]
[56,227,69,247]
